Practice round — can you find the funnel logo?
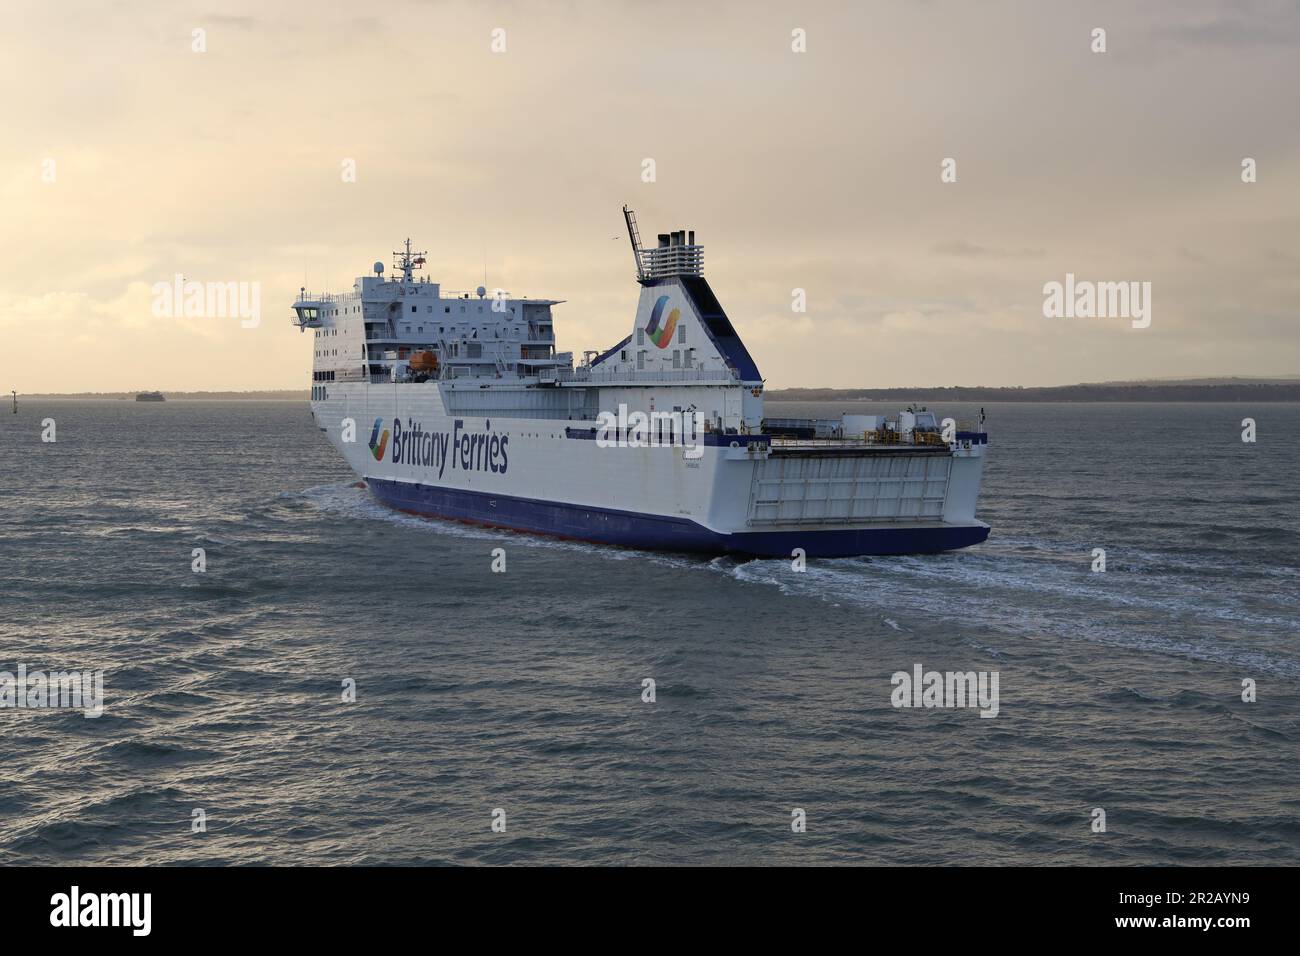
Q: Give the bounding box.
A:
[368,418,390,460]
[645,295,679,348]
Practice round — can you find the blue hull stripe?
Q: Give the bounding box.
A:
[367,478,989,557]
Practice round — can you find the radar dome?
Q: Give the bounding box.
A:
[373,261,384,275]
[476,286,487,298]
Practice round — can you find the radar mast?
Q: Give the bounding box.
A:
[393,238,428,283]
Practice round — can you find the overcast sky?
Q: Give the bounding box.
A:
[2,0,1297,391]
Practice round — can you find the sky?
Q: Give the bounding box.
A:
[1,0,1298,392]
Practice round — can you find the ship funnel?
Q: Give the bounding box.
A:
[624,207,703,282]
[641,226,703,279]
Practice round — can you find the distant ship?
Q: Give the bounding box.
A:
[293,208,989,557]
[135,391,165,402]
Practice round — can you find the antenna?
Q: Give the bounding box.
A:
[623,205,646,282]
[393,238,427,283]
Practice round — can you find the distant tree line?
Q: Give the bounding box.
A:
[24,391,311,401]
[767,384,1300,403]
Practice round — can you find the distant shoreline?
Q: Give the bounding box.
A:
[767,384,1300,403]
[18,391,311,401]
[15,381,1300,403]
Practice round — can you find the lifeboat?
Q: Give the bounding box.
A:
[409,350,439,373]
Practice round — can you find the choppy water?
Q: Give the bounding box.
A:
[1,400,1298,865]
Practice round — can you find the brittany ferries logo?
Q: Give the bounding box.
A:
[644,295,679,348]
[368,418,390,460]
[373,417,509,476]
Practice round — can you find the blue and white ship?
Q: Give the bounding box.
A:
[294,209,989,557]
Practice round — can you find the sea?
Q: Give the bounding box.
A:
[1,400,1298,865]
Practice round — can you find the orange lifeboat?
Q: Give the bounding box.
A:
[409,350,439,373]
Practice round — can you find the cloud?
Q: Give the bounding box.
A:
[202,14,260,30]
[0,0,1297,390]
[1148,2,1300,49]
[930,240,1046,259]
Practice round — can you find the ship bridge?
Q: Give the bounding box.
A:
[295,239,569,395]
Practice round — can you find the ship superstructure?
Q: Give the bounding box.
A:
[293,210,989,557]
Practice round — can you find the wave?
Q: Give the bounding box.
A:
[294,482,1300,680]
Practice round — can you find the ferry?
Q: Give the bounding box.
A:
[294,209,989,557]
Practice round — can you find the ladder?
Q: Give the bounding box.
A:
[622,205,646,281]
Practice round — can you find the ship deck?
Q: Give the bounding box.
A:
[767,438,952,457]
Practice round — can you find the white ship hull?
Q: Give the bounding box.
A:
[310,383,989,557]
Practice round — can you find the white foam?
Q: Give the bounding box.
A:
[294,482,1300,678]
